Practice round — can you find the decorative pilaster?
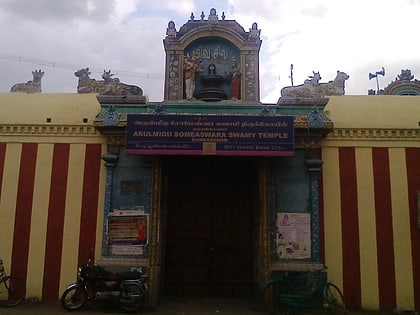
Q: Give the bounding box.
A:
[305,158,323,262]
[147,158,162,307]
[101,153,119,256]
[258,158,271,286]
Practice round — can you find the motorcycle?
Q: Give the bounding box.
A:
[61,256,147,313]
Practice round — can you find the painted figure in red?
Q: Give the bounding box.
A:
[229,56,241,100]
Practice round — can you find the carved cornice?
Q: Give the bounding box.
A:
[0,124,101,137]
[326,128,419,140]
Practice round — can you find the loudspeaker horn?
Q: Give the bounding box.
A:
[369,72,376,80]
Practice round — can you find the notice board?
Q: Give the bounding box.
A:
[107,210,148,256]
[276,212,311,259]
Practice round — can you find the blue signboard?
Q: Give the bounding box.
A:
[126,114,294,156]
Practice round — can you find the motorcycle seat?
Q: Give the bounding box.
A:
[113,271,141,281]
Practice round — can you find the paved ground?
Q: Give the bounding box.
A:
[2,298,261,314]
[0,298,398,315]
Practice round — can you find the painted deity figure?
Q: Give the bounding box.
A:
[184,53,202,100]
[229,56,241,100]
[249,22,260,40]
[166,20,177,37]
[137,219,146,245]
[208,8,218,22]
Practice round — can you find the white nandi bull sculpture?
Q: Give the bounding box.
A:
[74,68,142,95]
[281,71,349,98]
[11,69,45,93]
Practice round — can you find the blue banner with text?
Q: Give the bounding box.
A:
[126,114,294,156]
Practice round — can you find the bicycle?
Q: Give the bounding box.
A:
[0,258,26,307]
[261,267,346,315]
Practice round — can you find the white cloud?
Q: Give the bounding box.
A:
[162,0,196,15]
[112,0,140,23]
[0,0,419,102]
[228,0,420,101]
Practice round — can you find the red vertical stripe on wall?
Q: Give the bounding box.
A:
[405,148,420,310]
[0,143,6,199]
[11,143,38,286]
[338,147,361,309]
[372,148,396,311]
[42,144,70,299]
[77,144,102,266]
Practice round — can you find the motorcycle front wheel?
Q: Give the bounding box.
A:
[61,284,88,311]
[119,282,145,313]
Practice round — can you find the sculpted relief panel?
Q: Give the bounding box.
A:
[183,38,241,101]
[163,9,262,102]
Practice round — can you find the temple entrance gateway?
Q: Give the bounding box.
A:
[163,156,258,298]
[93,9,331,308]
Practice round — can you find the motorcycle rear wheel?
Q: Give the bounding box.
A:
[119,283,145,313]
[61,285,88,311]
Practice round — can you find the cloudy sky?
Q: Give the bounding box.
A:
[0,0,419,103]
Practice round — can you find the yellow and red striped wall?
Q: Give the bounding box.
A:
[321,146,419,311]
[0,142,106,299]
[0,94,418,311]
[1,144,417,309]
[320,96,420,310]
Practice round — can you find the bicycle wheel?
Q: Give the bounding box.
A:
[324,283,346,315]
[0,276,26,307]
[262,280,285,313]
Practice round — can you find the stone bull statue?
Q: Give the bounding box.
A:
[74,68,142,95]
[11,69,44,93]
[281,71,349,98]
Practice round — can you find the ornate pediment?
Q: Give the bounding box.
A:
[163,9,261,103]
[165,8,260,45]
[384,69,420,95]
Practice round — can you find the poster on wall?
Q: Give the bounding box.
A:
[276,212,311,259]
[107,210,148,256]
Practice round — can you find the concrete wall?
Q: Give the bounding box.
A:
[0,93,418,310]
[0,94,107,299]
[321,96,419,310]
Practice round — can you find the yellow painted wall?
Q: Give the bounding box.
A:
[0,93,106,299]
[321,96,419,310]
[0,93,418,310]
[326,96,420,129]
[0,93,100,125]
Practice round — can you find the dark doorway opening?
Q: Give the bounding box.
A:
[163,156,257,299]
